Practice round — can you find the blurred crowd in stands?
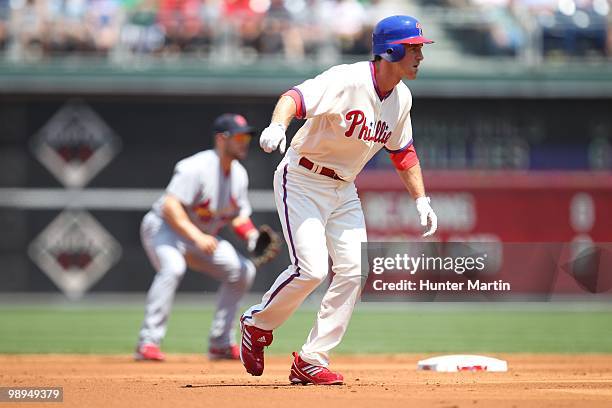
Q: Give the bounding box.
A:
[0,0,610,62]
[436,0,612,58]
[0,0,382,62]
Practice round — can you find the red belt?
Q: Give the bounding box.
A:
[299,157,343,180]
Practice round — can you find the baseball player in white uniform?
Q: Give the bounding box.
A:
[239,15,438,385]
[135,113,261,361]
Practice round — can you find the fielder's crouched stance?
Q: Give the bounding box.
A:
[240,15,438,385]
[135,113,280,362]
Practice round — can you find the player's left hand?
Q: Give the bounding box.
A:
[246,229,260,253]
[415,196,437,237]
[260,123,287,154]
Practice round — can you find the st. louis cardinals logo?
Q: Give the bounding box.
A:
[344,110,392,144]
[193,197,239,223]
[194,199,213,222]
[219,196,240,221]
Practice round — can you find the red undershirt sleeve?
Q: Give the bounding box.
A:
[281,88,305,119]
[389,144,419,170]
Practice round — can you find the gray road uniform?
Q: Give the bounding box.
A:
[138,149,256,349]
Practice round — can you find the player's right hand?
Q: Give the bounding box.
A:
[195,234,218,254]
[259,123,287,154]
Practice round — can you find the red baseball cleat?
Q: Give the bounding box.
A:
[134,343,165,361]
[240,322,273,376]
[208,344,240,360]
[289,352,344,385]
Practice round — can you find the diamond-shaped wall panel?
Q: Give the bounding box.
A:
[28,210,122,300]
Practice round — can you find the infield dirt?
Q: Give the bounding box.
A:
[2,354,612,407]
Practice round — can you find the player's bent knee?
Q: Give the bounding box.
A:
[156,248,187,279]
[160,261,187,279]
[298,266,329,284]
[346,274,362,287]
[224,258,255,290]
[332,262,362,278]
[240,260,256,289]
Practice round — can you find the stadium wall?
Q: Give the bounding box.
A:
[0,93,610,297]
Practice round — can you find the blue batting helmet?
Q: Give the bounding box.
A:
[372,15,434,62]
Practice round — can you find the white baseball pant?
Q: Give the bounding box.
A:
[242,150,366,366]
[139,212,256,349]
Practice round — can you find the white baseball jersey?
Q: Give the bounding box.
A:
[291,61,414,182]
[151,149,252,235]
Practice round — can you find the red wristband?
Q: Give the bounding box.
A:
[233,219,256,240]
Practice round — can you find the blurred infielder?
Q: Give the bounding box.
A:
[135,113,280,361]
[240,15,438,384]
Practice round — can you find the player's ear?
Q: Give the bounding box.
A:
[214,132,226,146]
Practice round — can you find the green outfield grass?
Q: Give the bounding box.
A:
[1,305,611,354]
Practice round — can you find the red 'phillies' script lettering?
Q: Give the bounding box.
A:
[345,110,365,137]
[344,110,392,144]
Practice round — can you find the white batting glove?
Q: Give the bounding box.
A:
[246,229,260,252]
[416,196,438,237]
[259,123,287,154]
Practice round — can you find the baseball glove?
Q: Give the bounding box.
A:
[250,225,282,267]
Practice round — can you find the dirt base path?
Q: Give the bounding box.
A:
[2,354,612,407]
